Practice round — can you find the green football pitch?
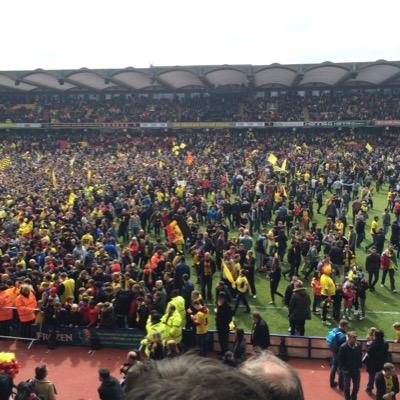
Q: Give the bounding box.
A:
[202,187,400,339]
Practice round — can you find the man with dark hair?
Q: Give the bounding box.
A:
[33,364,57,400]
[241,351,304,400]
[125,354,270,400]
[98,368,124,400]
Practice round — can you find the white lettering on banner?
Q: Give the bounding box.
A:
[273,121,304,127]
[139,123,168,128]
[234,122,265,128]
[374,120,400,127]
[15,123,42,128]
[304,121,336,127]
[36,331,73,342]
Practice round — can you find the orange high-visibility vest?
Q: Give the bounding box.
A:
[0,289,13,321]
[7,286,20,304]
[15,291,37,323]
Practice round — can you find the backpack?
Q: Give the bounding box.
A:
[16,380,44,400]
[326,328,343,352]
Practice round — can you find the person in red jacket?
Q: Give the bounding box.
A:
[87,301,100,328]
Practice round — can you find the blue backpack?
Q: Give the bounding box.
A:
[326,328,345,352]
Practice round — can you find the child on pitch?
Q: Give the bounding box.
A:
[393,322,400,343]
[342,281,356,320]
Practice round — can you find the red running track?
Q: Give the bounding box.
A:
[0,340,391,400]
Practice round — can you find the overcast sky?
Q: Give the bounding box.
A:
[2,0,399,71]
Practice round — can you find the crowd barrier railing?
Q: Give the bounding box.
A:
[3,324,400,362]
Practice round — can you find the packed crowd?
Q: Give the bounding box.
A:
[0,129,400,399]
[1,91,400,123]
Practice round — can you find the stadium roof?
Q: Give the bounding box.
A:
[1,60,400,93]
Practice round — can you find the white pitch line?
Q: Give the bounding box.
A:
[206,303,400,315]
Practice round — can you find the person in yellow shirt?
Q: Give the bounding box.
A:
[335,218,344,236]
[320,266,336,326]
[233,270,250,315]
[81,231,94,247]
[175,185,184,199]
[365,216,379,251]
[190,301,209,356]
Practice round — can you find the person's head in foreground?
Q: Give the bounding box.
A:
[241,351,304,400]
[35,364,48,380]
[125,352,303,400]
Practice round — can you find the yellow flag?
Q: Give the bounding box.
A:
[281,159,287,171]
[179,143,186,149]
[69,156,76,167]
[222,261,234,284]
[51,170,58,188]
[87,169,92,182]
[0,157,11,170]
[365,143,373,152]
[267,153,277,165]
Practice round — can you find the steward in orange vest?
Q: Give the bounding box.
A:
[15,285,37,323]
[0,284,14,336]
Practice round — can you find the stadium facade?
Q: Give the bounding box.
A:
[1,60,400,131]
[1,60,400,93]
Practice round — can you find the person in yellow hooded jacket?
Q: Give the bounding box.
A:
[166,290,186,324]
[161,304,183,344]
[140,311,167,356]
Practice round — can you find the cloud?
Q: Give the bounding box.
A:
[1,0,399,70]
